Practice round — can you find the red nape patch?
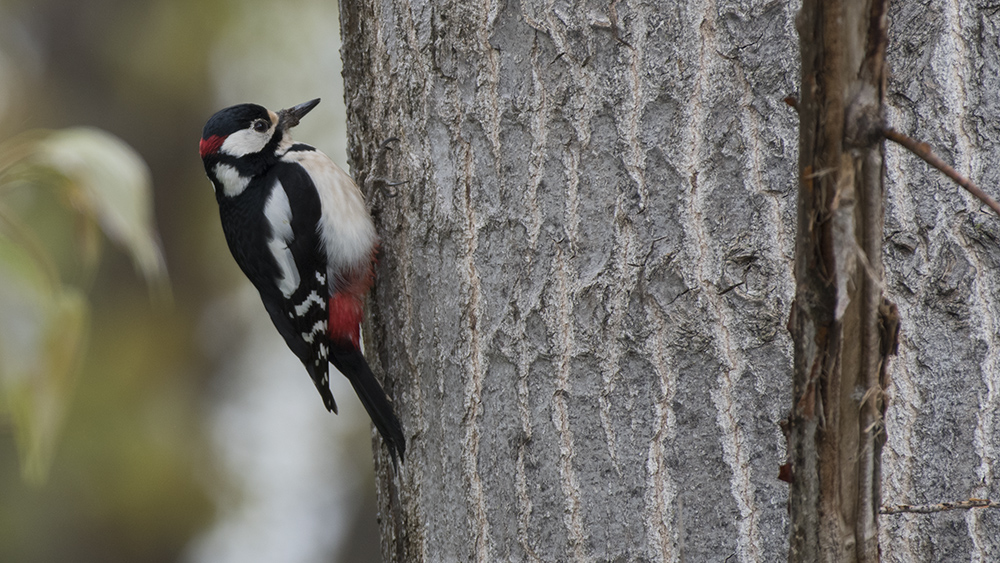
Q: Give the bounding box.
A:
[329,293,363,348]
[199,135,225,157]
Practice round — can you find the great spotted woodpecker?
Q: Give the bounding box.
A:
[200,99,405,462]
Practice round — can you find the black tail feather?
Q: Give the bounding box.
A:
[329,346,406,464]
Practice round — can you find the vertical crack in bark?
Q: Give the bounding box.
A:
[526,34,548,247]
[395,184,426,561]
[969,278,1000,557]
[644,306,679,563]
[396,2,439,560]
[552,107,582,558]
[599,5,650,479]
[460,181,491,563]
[705,245,763,562]
[447,75,493,560]
[561,146,581,259]
[550,243,587,562]
[619,3,649,210]
[598,140,645,476]
[515,327,542,563]
[400,0,437,207]
[512,255,542,563]
[598,204,636,476]
[538,0,596,148]
[514,444,543,563]
[941,2,993,554]
[513,304,541,563]
[879,143,920,559]
[878,344,920,560]
[680,1,763,559]
[475,0,504,173]
[465,21,510,562]
[734,60,792,279]
[552,109,585,557]
[510,28,551,563]
[709,333,762,563]
[940,0,973,175]
[461,168,491,563]
[512,243,542,563]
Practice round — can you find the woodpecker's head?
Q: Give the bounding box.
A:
[200,98,320,160]
[200,99,320,195]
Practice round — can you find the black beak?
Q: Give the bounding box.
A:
[279,98,321,130]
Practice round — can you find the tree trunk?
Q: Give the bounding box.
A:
[337,0,1000,561]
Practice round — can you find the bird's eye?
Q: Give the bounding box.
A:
[253,120,269,132]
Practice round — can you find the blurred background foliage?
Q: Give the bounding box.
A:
[0,0,380,562]
[0,126,167,484]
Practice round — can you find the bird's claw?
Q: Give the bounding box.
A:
[365,137,408,203]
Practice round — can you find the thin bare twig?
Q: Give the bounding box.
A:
[881,498,1000,515]
[884,127,1000,216]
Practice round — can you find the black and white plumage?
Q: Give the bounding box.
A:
[200,99,405,462]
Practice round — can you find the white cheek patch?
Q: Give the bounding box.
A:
[220,126,275,157]
[263,181,301,297]
[213,163,251,197]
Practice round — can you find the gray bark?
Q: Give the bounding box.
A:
[336,0,1000,561]
[880,2,1000,561]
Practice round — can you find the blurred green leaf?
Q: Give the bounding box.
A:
[33,127,168,289]
[0,235,87,484]
[0,127,167,484]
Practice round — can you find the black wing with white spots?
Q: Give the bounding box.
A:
[247,161,338,413]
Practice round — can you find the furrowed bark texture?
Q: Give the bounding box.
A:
[336,0,1000,561]
[879,2,1000,561]
[339,0,799,560]
[788,0,889,561]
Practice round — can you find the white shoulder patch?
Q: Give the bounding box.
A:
[280,150,377,275]
[264,181,301,297]
[213,163,251,197]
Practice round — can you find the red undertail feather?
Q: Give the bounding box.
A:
[329,293,363,348]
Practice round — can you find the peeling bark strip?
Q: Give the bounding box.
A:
[788,0,890,561]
